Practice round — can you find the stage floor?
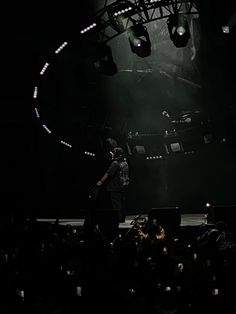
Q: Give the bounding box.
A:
[37,213,207,229]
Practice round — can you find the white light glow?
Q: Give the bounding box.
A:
[176,26,186,36]
[33,86,38,98]
[40,62,49,75]
[222,26,230,34]
[80,23,97,34]
[34,107,40,118]
[146,155,163,160]
[133,38,142,47]
[114,7,132,17]
[84,151,95,157]
[42,124,52,134]
[60,140,72,148]
[55,41,68,54]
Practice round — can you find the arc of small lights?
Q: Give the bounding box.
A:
[32,0,199,150]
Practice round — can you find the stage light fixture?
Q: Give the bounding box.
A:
[167,13,190,47]
[93,43,118,76]
[222,26,230,34]
[164,141,183,154]
[107,1,134,32]
[133,145,146,155]
[127,24,151,57]
[164,129,183,154]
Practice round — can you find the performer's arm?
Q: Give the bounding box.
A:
[96,161,119,186]
[96,173,109,186]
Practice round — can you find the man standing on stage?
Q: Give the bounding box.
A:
[96,147,129,222]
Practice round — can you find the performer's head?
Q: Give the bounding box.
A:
[113,147,124,159]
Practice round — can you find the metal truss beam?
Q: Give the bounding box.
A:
[83,0,199,42]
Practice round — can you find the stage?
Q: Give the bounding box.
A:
[36,213,207,229]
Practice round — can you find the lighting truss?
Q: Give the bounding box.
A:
[92,0,199,43]
[32,0,199,150]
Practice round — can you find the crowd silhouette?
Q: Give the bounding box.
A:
[0,213,235,313]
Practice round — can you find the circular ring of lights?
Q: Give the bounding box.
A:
[32,0,199,153]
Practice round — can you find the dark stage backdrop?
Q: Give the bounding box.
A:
[2,1,236,218]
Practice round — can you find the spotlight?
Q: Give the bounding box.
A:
[127,24,151,57]
[167,13,190,47]
[93,43,118,76]
[222,26,230,34]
